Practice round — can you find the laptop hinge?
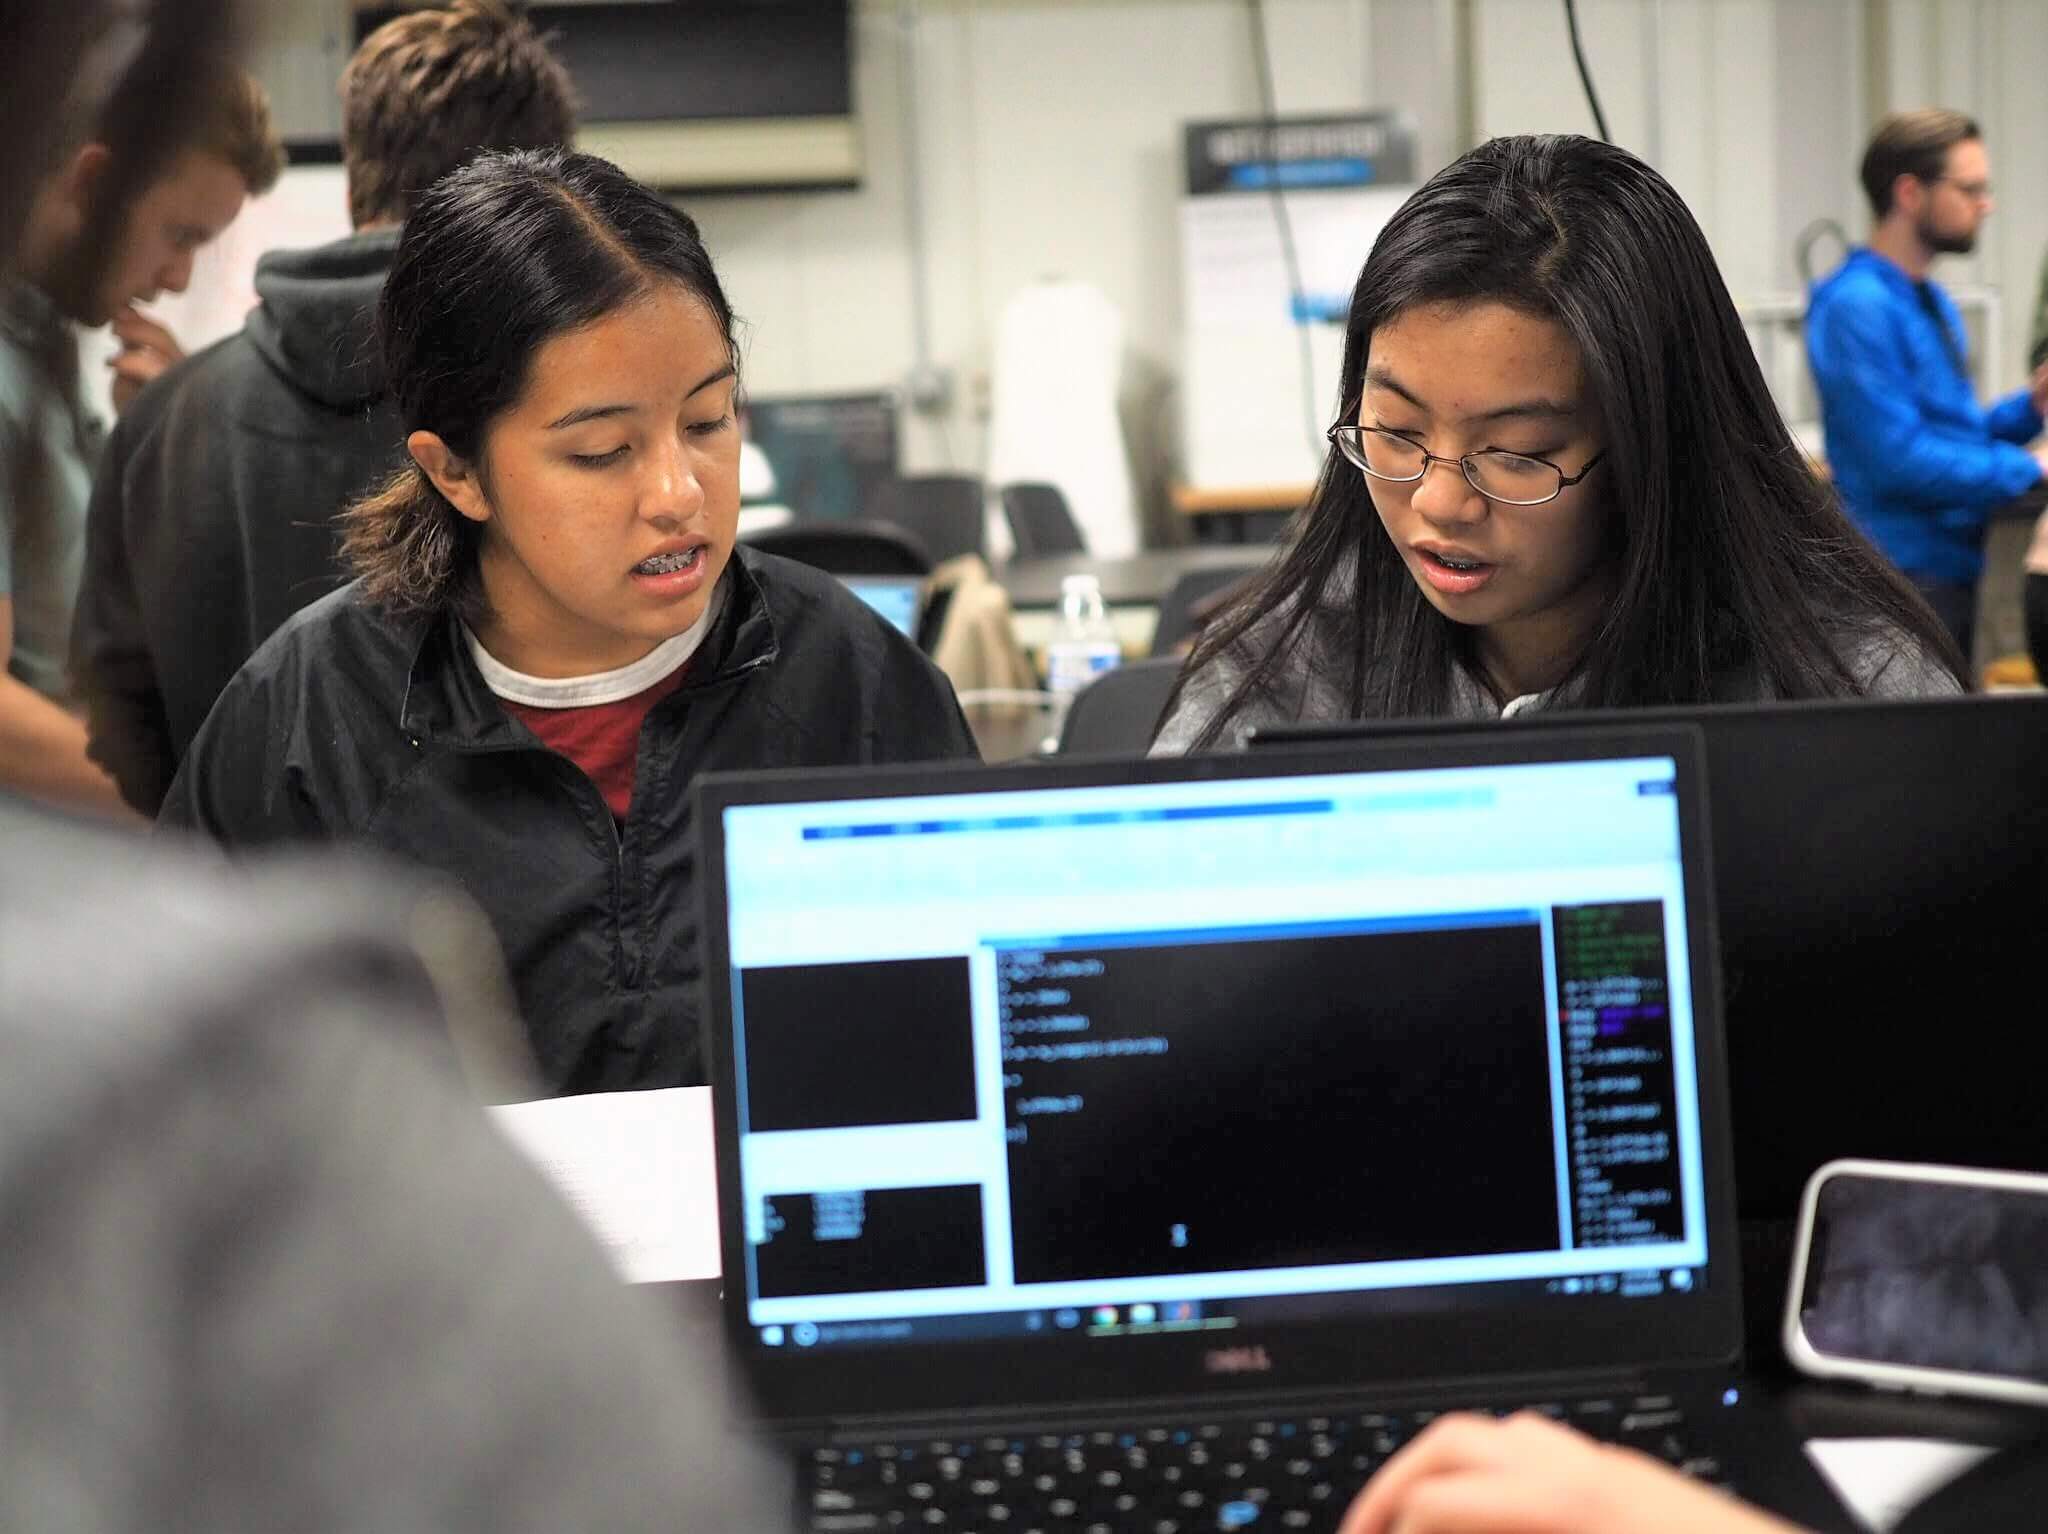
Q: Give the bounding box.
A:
[803,1365,1676,1443]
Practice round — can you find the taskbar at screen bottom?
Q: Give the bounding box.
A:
[750,1265,1707,1353]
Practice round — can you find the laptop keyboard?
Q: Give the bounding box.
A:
[804,1392,1730,1532]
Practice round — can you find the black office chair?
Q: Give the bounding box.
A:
[1055,656,1184,755]
[741,519,933,577]
[873,474,986,565]
[1150,567,1259,657]
[999,482,1086,559]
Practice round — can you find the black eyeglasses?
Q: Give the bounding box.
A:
[1326,425,1605,507]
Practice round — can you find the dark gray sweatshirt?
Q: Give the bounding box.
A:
[71,228,406,814]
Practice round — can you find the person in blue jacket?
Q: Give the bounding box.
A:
[1806,108,2048,658]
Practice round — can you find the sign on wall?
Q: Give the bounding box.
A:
[1179,112,1418,491]
[1183,113,1417,197]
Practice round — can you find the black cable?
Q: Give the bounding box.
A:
[1562,0,1612,143]
[1244,0,1327,460]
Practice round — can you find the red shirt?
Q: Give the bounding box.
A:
[500,663,690,821]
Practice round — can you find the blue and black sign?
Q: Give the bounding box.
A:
[1183,112,1416,196]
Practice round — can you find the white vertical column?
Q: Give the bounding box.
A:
[1989,0,2048,374]
[1368,0,1474,178]
[1702,0,1779,304]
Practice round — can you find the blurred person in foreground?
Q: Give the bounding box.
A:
[1,794,779,1530]
[2,62,280,816]
[73,0,578,815]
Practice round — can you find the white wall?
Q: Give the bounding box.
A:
[689,0,1377,492]
[692,0,2048,501]
[1465,0,2048,393]
[169,0,2048,533]
[1474,0,1798,299]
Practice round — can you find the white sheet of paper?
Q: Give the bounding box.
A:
[488,1085,722,1285]
[1804,1437,1996,1532]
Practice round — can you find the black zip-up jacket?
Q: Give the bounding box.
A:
[159,547,979,1094]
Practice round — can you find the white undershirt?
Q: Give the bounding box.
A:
[463,583,725,709]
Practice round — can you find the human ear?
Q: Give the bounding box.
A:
[37,143,111,236]
[408,430,492,525]
[65,143,113,207]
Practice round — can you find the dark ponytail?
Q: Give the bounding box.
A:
[338,461,485,622]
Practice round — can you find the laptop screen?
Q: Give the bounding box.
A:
[840,576,924,638]
[714,752,1714,1361]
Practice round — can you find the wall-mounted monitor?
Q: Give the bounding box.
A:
[323,0,860,193]
[744,392,900,523]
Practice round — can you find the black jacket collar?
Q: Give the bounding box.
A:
[397,552,784,748]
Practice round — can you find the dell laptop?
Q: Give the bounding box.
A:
[694,726,1851,1532]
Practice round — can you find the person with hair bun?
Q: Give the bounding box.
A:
[1156,134,1965,755]
[161,148,977,1096]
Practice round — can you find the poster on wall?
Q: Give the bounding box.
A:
[1179,112,1417,492]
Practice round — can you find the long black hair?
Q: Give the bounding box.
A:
[1165,134,1966,749]
[340,147,738,622]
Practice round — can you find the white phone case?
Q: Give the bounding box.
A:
[1783,1156,2048,1408]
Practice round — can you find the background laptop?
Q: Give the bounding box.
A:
[695,728,1850,1533]
[838,574,926,640]
[1250,694,2048,1221]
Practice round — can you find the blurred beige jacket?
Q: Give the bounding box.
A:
[926,554,1038,697]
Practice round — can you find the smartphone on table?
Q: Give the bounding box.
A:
[1785,1157,2048,1407]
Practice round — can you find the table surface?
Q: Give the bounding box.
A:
[1170,482,1315,515]
[996,546,1274,608]
[960,698,1059,764]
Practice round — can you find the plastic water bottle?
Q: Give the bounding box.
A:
[1042,573,1121,750]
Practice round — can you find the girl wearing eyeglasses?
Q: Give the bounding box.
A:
[1155,135,1965,754]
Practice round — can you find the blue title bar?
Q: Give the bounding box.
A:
[800,798,1336,842]
[993,909,1542,953]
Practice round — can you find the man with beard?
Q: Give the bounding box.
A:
[3,68,279,817]
[1807,109,2048,658]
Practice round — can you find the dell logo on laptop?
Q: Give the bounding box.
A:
[1204,1346,1273,1375]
